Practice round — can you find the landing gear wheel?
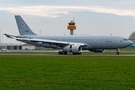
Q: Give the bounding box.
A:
[58,51,61,55]
[72,52,81,55]
[115,52,119,55]
[58,51,63,55]
[63,51,67,55]
[58,51,67,55]
[115,48,120,55]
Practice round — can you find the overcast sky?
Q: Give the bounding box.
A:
[0,0,135,43]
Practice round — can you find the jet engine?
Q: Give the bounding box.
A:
[63,45,82,54]
[36,42,43,46]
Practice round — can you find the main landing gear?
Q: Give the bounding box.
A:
[58,51,81,55]
[72,52,81,55]
[58,51,67,55]
[115,48,120,55]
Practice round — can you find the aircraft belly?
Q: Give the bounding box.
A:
[89,42,117,49]
[82,45,93,50]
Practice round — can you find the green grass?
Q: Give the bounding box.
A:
[0,56,135,90]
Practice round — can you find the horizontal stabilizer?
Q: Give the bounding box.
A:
[4,34,17,39]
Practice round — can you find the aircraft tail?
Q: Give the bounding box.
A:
[129,32,135,43]
[15,15,36,35]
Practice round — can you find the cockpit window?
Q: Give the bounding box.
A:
[124,39,128,41]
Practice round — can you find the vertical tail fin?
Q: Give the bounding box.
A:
[129,32,135,43]
[15,15,36,35]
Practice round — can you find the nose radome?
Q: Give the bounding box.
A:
[129,40,133,45]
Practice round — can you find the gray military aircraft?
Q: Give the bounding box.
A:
[4,15,133,55]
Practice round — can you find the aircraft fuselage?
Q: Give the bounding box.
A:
[17,35,133,50]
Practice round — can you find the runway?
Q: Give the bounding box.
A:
[0,50,135,56]
[0,53,135,56]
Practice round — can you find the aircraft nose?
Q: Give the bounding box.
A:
[129,40,133,46]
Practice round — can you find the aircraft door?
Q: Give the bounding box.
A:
[115,37,119,43]
[94,37,100,48]
[95,37,99,43]
[115,37,120,48]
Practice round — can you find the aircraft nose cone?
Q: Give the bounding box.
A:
[129,40,133,46]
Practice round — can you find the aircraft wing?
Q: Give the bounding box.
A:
[16,38,87,47]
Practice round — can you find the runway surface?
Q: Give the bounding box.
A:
[0,53,135,56]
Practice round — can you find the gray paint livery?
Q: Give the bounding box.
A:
[5,15,133,55]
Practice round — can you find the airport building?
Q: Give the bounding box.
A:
[0,43,22,50]
[0,43,36,50]
[22,44,35,50]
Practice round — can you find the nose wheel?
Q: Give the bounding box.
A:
[115,48,120,55]
[115,52,119,55]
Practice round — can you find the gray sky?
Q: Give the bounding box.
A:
[0,0,135,43]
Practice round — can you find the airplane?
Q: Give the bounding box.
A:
[4,15,133,55]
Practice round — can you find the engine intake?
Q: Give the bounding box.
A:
[63,45,82,53]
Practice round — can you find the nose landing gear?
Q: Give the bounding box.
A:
[115,48,120,55]
[115,52,119,55]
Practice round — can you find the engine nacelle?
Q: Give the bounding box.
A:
[63,45,82,53]
[90,49,104,52]
[36,42,43,46]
